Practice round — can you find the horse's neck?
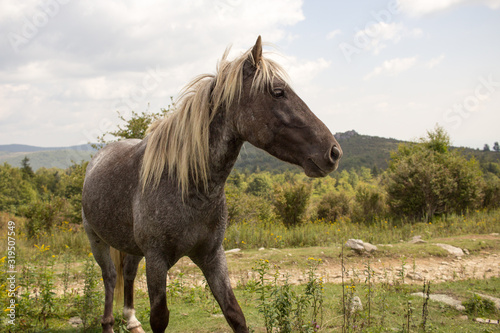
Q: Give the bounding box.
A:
[207,109,243,188]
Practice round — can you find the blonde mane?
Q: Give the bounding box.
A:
[140,45,288,197]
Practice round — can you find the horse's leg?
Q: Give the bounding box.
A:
[192,247,248,333]
[145,256,170,333]
[122,254,145,333]
[83,224,116,333]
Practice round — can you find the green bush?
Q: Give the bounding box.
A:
[462,294,498,317]
[274,182,312,228]
[352,182,387,224]
[19,196,67,239]
[316,191,352,223]
[386,126,483,221]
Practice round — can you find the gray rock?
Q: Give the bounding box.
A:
[434,243,464,257]
[474,318,499,324]
[69,317,82,327]
[345,239,377,253]
[345,239,365,252]
[225,248,241,253]
[411,292,465,311]
[350,296,363,312]
[407,271,424,281]
[363,242,378,252]
[409,235,427,244]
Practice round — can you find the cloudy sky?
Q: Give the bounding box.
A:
[1,0,499,149]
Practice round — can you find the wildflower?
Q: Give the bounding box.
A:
[241,241,246,244]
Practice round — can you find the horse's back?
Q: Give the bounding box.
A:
[82,139,145,255]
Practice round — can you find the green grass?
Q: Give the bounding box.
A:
[223,209,500,251]
[29,278,499,332]
[1,208,500,332]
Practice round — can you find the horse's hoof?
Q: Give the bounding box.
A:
[128,325,146,333]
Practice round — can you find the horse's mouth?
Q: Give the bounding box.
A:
[304,158,328,177]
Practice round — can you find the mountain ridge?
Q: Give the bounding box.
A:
[1,131,498,172]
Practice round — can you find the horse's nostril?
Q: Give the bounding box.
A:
[330,146,341,162]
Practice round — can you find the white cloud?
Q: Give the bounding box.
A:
[326,29,341,39]
[354,22,422,55]
[0,0,306,146]
[425,54,445,68]
[364,56,418,80]
[398,0,500,16]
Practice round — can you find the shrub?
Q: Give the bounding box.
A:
[316,191,352,223]
[274,182,312,228]
[352,182,387,224]
[386,126,483,221]
[19,196,67,239]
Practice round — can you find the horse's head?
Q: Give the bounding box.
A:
[234,36,342,177]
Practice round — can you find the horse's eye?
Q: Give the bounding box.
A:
[272,88,285,99]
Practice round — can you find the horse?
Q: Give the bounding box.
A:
[82,36,342,333]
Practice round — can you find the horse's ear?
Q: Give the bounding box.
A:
[251,35,262,67]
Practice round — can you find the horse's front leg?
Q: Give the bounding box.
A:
[145,256,170,333]
[192,247,248,333]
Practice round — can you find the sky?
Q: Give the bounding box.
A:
[1,0,499,149]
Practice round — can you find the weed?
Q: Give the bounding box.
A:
[77,253,102,331]
[420,280,431,332]
[462,293,498,318]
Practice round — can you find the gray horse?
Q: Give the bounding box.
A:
[82,36,342,333]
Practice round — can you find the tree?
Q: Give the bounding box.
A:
[0,163,37,213]
[21,156,35,180]
[93,105,173,148]
[483,144,490,151]
[246,173,273,197]
[386,126,483,221]
[493,142,500,152]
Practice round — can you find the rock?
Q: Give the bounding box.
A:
[258,247,265,251]
[69,317,83,327]
[458,315,468,320]
[364,242,378,252]
[345,239,378,253]
[434,243,464,257]
[411,292,465,311]
[407,271,424,281]
[475,318,499,324]
[346,239,365,252]
[490,233,499,236]
[225,248,241,253]
[350,296,363,312]
[463,248,470,255]
[409,235,427,244]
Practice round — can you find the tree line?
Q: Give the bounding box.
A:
[1,109,499,237]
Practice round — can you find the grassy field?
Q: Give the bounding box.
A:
[1,210,499,332]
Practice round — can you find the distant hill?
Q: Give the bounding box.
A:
[0,144,95,170]
[1,133,498,172]
[234,130,403,173]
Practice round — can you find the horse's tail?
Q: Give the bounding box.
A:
[110,247,125,306]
